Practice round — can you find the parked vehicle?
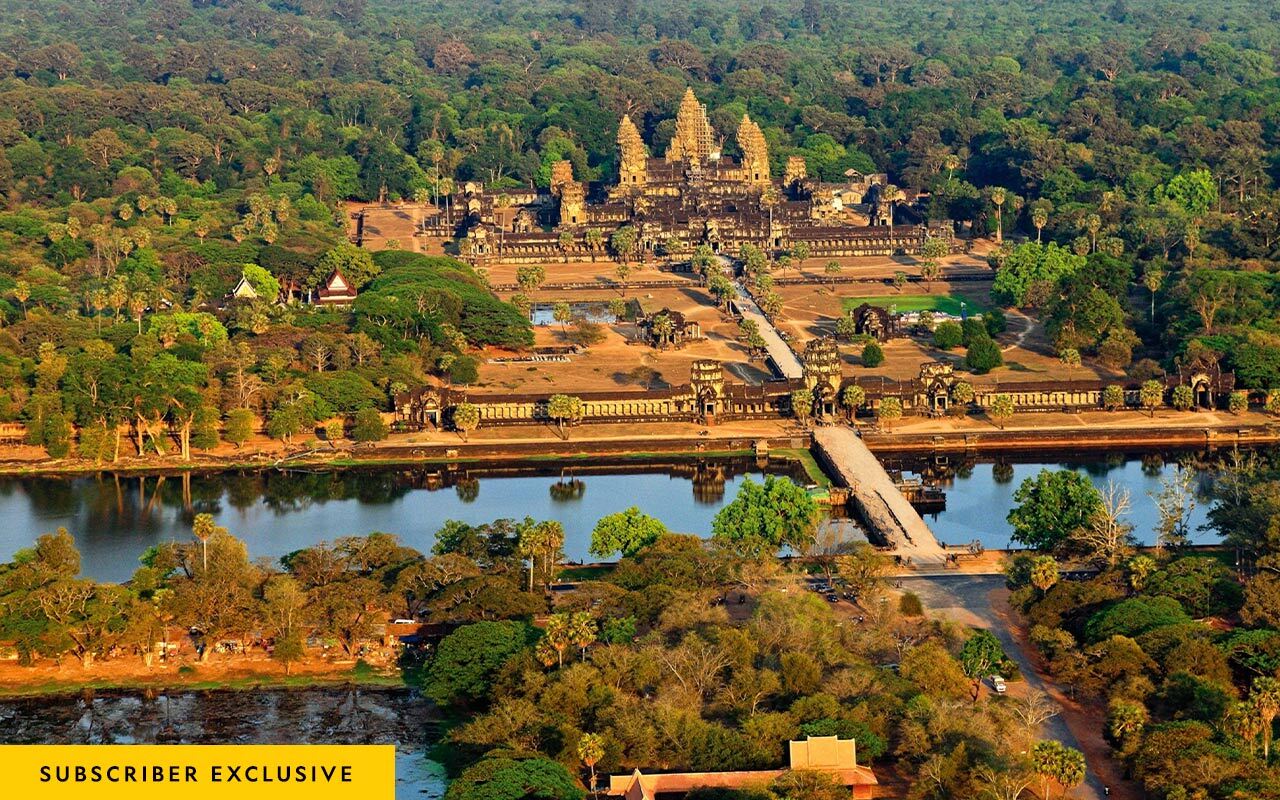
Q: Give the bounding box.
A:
[989,675,1007,693]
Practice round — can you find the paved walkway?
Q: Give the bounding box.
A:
[814,427,945,566]
[730,282,804,380]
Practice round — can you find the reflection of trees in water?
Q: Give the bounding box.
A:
[549,478,585,502]
[23,478,78,517]
[225,473,262,512]
[254,470,412,511]
[1077,452,1126,477]
[2,689,433,747]
[992,462,1014,484]
[1141,453,1165,476]
[455,477,480,503]
[692,464,727,504]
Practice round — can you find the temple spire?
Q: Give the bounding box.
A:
[666,88,715,164]
[617,114,648,188]
[736,113,769,184]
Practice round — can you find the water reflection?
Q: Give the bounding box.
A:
[0,449,1270,582]
[879,448,1269,551]
[0,458,805,582]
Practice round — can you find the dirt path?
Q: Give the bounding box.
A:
[900,574,1141,800]
[994,588,1143,800]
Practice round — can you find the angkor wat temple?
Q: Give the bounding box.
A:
[421,88,956,265]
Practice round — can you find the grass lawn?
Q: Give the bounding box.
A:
[773,448,833,488]
[841,294,989,316]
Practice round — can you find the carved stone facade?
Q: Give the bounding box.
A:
[617,115,649,189]
[395,359,1238,433]
[666,87,717,164]
[802,337,843,419]
[637,308,702,349]
[852,303,901,341]
[424,88,957,267]
[737,114,770,185]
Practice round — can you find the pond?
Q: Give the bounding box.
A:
[0,449,1257,582]
[0,458,808,582]
[0,688,443,800]
[880,449,1230,551]
[530,301,619,326]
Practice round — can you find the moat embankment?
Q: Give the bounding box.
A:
[862,419,1280,455]
[0,413,1271,479]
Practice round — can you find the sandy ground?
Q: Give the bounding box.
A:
[486,259,694,288]
[773,276,1124,386]
[476,284,771,394]
[784,252,993,282]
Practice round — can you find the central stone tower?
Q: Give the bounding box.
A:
[666,88,716,165]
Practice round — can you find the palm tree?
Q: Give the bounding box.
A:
[1085,213,1102,253]
[569,611,595,660]
[193,513,216,572]
[989,187,1007,243]
[944,154,961,183]
[1143,265,1164,322]
[1030,555,1059,593]
[841,384,865,422]
[585,228,604,262]
[525,520,565,591]
[558,230,574,262]
[1251,676,1280,760]
[543,613,571,667]
[651,312,676,349]
[578,734,605,797]
[1031,206,1048,242]
[880,184,902,252]
[1108,700,1147,746]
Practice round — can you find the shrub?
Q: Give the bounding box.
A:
[876,397,903,427]
[933,321,963,350]
[961,317,989,346]
[1228,390,1248,415]
[1171,385,1194,411]
[899,592,923,616]
[424,621,539,707]
[1102,384,1125,410]
[966,337,1003,373]
[861,342,884,367]
[350,408,389,442]
[43,412,72,458]
[983,307,1007,336]
[225,408,255,446]
[1084,596,1190,643]
[448,355,479,384]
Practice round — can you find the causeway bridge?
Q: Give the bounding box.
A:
[720,255,945,563]
[813,427,946,566]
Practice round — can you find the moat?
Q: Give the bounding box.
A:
[0,449,1242,582]
[0,688,444,799]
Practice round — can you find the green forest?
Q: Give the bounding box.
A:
[1004,451,1280,799]
[0,0,1278,457]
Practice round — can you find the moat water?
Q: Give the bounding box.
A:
[0,688,444,799]
[0,449,1256,582]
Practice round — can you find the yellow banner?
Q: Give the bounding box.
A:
[0,744,395,800]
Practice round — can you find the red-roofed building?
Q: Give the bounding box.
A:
[606,736,877,800]
[316,268,358,306]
